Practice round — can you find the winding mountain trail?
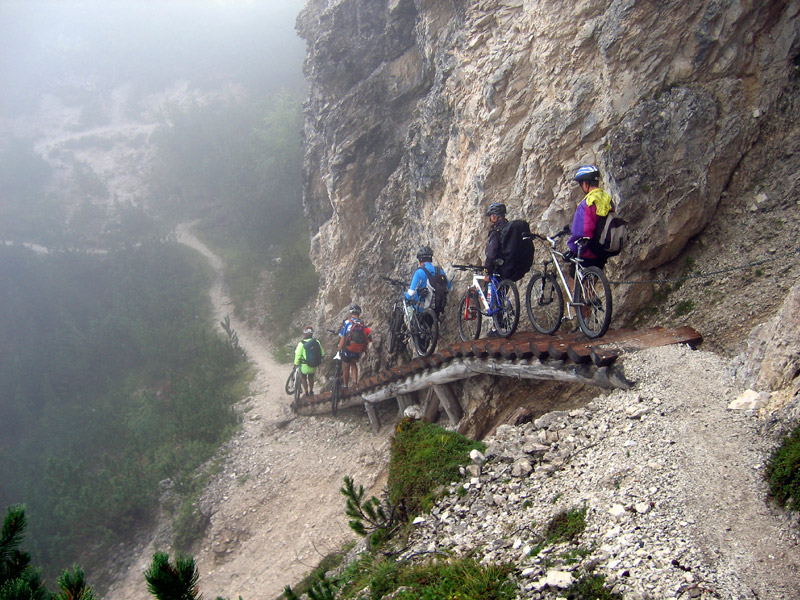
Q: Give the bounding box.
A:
[107,223,392,600]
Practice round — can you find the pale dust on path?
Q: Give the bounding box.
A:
[107,223,393,600]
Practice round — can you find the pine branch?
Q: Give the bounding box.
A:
[144,552,201,600]
[55,566,96,600]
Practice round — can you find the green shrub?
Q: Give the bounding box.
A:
[767,424,800,511]
[674,299,695,316]
[566,571,623,600]
[387,419,485,517]
[391,558,515,600]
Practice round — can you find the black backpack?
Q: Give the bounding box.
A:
[590,204,628,258]
[499,219,534,281]
[303,338,323,367]
[423,265,449,316]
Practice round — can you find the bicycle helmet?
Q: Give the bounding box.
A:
[349,304,361,315]
[573,165,601,184]
[485,202,507,217]
[303,325,314,335]
[416,245,433,262]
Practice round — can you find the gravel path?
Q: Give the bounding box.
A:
[403,345,800,599]
[105,224,394,600]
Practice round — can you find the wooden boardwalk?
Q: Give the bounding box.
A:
[293,326,702,431]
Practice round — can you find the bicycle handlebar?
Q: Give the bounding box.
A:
[452,263,485,272]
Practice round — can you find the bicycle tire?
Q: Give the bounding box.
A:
[525,272,564,335]
[294,367,302,405]
[388,303,405,354]
[413,308,439,357]
[457,289,482,341]
[575,266,612,338]
[285,366,297,395]
[330,360,343,416]
[492,279,520,337]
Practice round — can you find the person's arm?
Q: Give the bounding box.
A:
[405,268,424,300]
[294,342,303,366]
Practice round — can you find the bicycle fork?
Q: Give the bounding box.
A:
[549,262,585,322]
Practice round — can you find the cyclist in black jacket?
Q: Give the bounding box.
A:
[484,202,508,281]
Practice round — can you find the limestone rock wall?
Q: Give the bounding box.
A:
[296,0,800,349]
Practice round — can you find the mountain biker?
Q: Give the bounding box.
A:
[405,245,452,313]
[338,304,372,390]
[294,325,323,397]
[567,165,613,272]
[483,203,508,337]
[484,202,509,282]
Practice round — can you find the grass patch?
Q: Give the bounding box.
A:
[673,299,695,316]
[566,572,623,599]
[388,419,486,517]
[530,506,587,556]
[329,556,515,600]
[766,424,800,511]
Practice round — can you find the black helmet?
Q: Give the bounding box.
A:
[416,245,433,262]
[573,165,601,184]
[485,202,506,217]
[349,304,361,315]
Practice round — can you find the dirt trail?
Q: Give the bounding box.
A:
[106,223,393,600]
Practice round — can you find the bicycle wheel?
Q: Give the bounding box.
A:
[525,273,564,335]
[457,289,482,341]
[388,304,405,354]
[331,361,343,416]
[575,266,612,338]
[294,368,302,404]
[285,366,297,395]
[492,279,520,337]
[413,308,439,357]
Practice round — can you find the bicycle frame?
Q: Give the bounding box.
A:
[540,237,589,319]
[465,272,504,316]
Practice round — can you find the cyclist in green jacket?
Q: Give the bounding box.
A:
[294,326,324,396]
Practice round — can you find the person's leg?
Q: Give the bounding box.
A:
[342,359,351,388]
[352,361,359,386]
[300,373,309,395]
[307,372,315,395]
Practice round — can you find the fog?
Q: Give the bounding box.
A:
[0,0,307,117]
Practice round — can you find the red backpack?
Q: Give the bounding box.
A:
[345,320,368,353]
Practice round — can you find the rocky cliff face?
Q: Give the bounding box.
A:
[296,0,800,360]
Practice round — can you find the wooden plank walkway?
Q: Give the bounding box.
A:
[292,326,702,429]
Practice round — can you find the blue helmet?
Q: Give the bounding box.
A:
[573,165,600,184]
[349,304,361,315]
[485,202,507,217]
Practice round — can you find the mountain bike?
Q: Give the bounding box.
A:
[285,365,298,395]
[330,352,343,415]
[382,276,439,357]
[286,364,303,412]
[524,228,612,338]
[453,264,520,340]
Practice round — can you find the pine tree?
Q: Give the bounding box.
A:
[0,505,97,600]
[144,552,200,600]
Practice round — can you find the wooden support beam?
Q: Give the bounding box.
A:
[397,392,414,416]
[364,401,381,433]
[360,356,631,404]
[422,387,439,422]
[434,384,463,425]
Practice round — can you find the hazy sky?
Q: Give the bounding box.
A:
[0,0,308,116]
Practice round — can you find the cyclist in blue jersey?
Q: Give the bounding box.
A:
[405,246,452,313]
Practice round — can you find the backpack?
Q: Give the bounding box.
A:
[303,338,322,367]
[345,321,368,353]
[590,205,628,258]
[499,219,535,281]
[423,265,449,316]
